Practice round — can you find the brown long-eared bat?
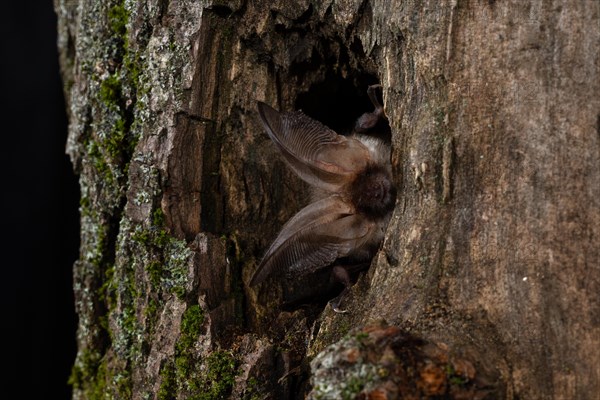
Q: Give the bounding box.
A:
[251,85,396,312]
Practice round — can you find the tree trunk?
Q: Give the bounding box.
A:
[55,0,599,399]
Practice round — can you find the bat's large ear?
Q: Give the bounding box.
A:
[250,195,374,286]
[257,102,370,192]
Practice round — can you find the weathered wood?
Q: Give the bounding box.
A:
[55,0,599,398]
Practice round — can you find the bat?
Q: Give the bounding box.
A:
[251,85,396,312]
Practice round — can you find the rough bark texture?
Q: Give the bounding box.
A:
[55,0,599,399]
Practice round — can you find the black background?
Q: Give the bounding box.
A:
[1,2,79,399]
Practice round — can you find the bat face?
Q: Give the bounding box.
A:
[251,90,396,299]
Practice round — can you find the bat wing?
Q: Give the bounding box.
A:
[250,195,375,286]
[257,101,371,192]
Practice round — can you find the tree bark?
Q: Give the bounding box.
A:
[55,0,599,399]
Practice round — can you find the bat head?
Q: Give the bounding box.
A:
[350,163,396,219]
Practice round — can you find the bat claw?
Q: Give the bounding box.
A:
[330,303,348,314]
[329,292,349,313]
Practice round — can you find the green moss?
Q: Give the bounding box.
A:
[106,117,127,158]
[158,362,177,400]
[244,377,263,400]
[173,304,206,384]
[120,307,139,340]
[99,264,116,303]
[154,229,170,249]
[131,226,151,244]
[96,73,134,167]
[131,224,168,249]
[131,211,190,299]
[180,305,205,338]
[69,351,109,400]
[166,304,240,399]
[145,261,163,287]
[87,141,115,185]
[124,49,145,93]
[194,350,238,400]
[88,358,109,400]
[152,207,166,227]
[146,296,159,318]
[87,1,142,189]
[174,353,195,386]
[163,238,192,298]
[342,376,367,400]
[114,369,133,399]
[69,350,100,389]
[172,286,186,300]
[108,2,128,39]
[107,0,148,98]
[99,74,122,106]
[354,332,369,342]
[449,375,468,385]
[80,196,91,210]
[445,363,468,386]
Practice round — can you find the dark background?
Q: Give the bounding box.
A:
[1,2,79,399]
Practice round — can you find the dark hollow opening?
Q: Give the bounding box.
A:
[294,71,382,135]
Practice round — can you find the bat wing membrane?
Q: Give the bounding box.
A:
[257,102,371,192]
[250,195,374,286]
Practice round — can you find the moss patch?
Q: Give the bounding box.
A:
[195,350,238,400]
[157,304,239,399]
